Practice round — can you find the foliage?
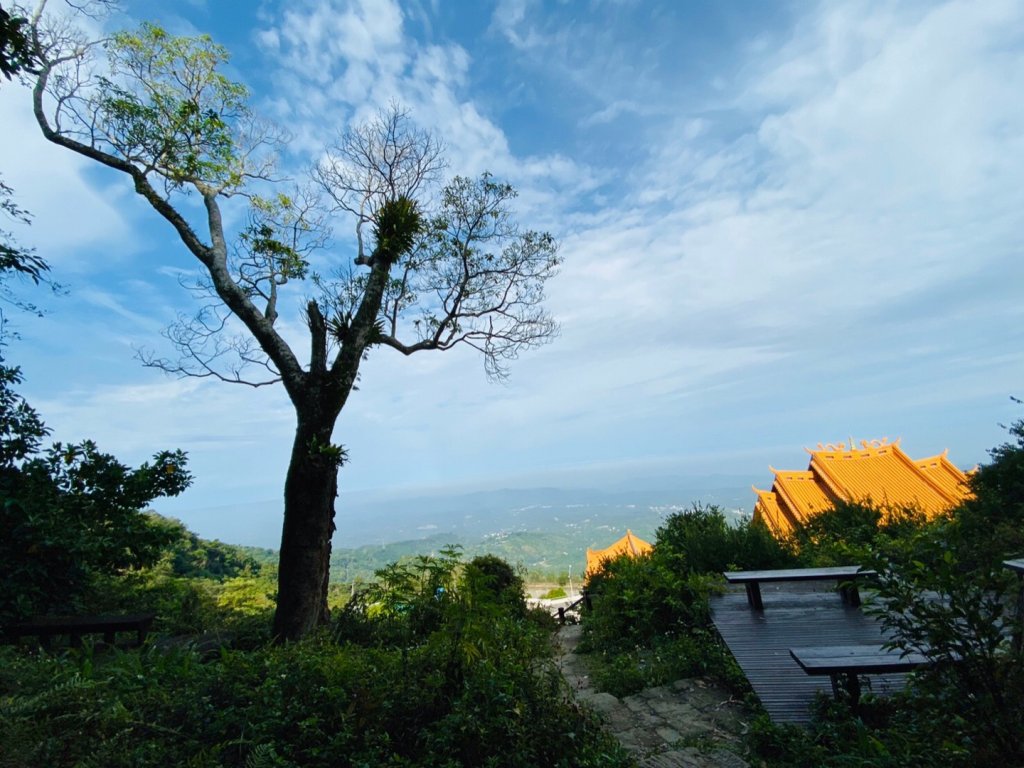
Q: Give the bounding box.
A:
[589,631,746,699]
[97,22,252,191]
[788,499,932,567]
[147,514,264,580]
[0,361,45,467]
[864,549,1024,766]
[950,411,1024,569]
[540,586,567,599]
[656,502,797,574]
[0,4,37,81]
[577,504,794,699]
[0,366,192,622]
[0,551,631,768]
[0,176,59,323]
[583,553,716,654]
[466,553,527,614]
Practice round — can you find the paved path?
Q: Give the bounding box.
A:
[556,625,751,768]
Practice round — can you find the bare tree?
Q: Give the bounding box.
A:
[26,10,560,639]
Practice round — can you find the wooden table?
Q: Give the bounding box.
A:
[723,566,875,611]
[6,613,156,648]
[790,644,928,703]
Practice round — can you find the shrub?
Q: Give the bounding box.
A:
[950,414,1024,570]
[581,552,716,655]
[866,544,1024,766]
[656,502,797,574]
[0,364,192,622]
[0,551,632,768]
[540,586,567,599]
[789,499,932,566]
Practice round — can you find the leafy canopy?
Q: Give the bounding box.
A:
[0,362,193,621]
[98,22,251,191]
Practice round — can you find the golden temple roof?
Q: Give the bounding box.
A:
[753,439,970,537]
[585,529,653,578]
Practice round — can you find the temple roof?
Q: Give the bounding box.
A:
[753,439,970,536]
[585,529,653,577]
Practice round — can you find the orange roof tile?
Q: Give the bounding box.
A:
[585,529,653,577]
[752,489,794,537]
[772,470,836,518]
[914,452,970,501]
[809,442,955,514]
[752,438,970,537]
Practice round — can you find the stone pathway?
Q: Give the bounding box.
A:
[556,625,751,768]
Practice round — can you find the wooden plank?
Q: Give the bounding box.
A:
[723,566,874,610]
[1004,558,1024,575]
[723,566,871,584]
[790,645,928,675]
[12,613,156,633]
[8,613,156,647]
[711,585,908,724]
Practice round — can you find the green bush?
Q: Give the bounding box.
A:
[789,499,932,567]
[0,551,632,768]
[0,363,192,623]
[865,547,1024,765]
[592,651,647,697]
[581,552,716,654]
[578,503,786,698]
[950,413,1024,570]
[540,586,567,599]
[656,502,797,574]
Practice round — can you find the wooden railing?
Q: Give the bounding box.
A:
[557,591,593,624]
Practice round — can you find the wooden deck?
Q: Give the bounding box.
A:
[711,583,909,723]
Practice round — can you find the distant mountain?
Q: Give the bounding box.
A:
[330,479,755,548]
[172,476,759,580]
[326,480,754,582]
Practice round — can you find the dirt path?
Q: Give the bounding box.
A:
[556,625,751,768]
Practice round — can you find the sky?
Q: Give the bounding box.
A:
[1,0,1022,545]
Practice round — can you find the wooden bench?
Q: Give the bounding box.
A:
[557,591,593,624]
[789,644,929,704]
[6,613,156,648]
[723,566,875,611]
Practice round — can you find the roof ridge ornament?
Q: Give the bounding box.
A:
[859,437,891,449]
[811,437,897,453]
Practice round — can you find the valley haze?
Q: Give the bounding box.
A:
[174,475,756,558]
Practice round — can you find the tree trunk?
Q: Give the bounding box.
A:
[272,409,341,641]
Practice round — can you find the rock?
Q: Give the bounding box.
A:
[554,626,751,766]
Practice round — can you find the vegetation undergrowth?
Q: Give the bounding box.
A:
[1,546,630,768]
[578,503,791,698]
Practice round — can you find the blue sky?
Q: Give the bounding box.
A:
[1,0,1022,543]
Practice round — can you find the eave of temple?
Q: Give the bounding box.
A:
[753,438,971,537]
[585,529,653,577]
[808,441,957,514]
[914,451,970,501]
[771,469,836,518]
[752,488,795,537]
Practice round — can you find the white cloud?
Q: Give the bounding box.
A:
[7,0,1022,528]
[254,0,598,220]
[0,86,137,270]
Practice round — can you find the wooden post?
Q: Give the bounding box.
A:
[745,582,764,611]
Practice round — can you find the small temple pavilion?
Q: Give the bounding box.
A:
[585,529,653,578]
[752,438,970,538]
